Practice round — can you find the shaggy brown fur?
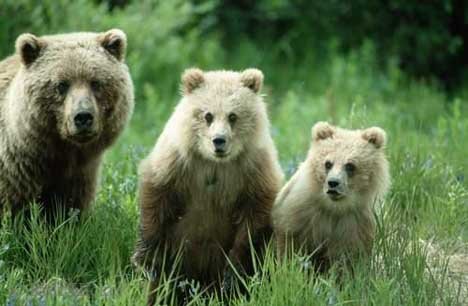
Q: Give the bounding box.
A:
[0,30,134,217]
[132,68,283,305]
[273,122,390,271]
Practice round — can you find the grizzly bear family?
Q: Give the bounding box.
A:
[0,30,390,304]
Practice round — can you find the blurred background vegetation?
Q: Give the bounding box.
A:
[2,0,468,93]
[1,0,467,148]
[0,1,467,304]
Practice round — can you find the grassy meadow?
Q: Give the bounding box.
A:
[1,1,468,305]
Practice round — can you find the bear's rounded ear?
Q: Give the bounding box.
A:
[240,68,263,93]
[16,33,45,66]
[100,29,127,61]
[182,68,205,95]
[312,121,335,142]
[362,127,386,149]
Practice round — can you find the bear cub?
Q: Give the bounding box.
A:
[273,122,390,271]
[0,30,134,217]
[132,68,283,305]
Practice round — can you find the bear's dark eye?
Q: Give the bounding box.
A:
[325,161,333,170]
[56,80,70,95]
[345,163,356,175]
[90,80,102,92]
[205,112,214,125]
[228,113,237,124]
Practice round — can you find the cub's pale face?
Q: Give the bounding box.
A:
[309,122,388,213]
[192,92,257,163]
[181,68,264,163]
[322,158,358,202]
[314,142,378,213]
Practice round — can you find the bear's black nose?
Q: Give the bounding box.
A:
[74,111,94,130]
[327,179,340,188]
[213,136,226,150]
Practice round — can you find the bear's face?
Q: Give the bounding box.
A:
[309,122,388,213]
[180,68,264,163]
[14,29,133,146]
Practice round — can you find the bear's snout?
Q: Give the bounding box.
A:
[327,179,340,188]
[212,136,227,153]
[74,111,94,131]
[326,177,345,201]
[65,91,100,143]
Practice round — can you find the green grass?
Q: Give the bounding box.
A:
[1,40,468,306]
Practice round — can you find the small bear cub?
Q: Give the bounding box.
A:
[273,122,390,271]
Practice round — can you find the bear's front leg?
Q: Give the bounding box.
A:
[222,191,274,294]
[132,171,183,306]
[39,170,98,220]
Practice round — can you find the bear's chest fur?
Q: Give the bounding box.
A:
[174,159,245,238]
[295,204,375,261]
[170,158,247,275]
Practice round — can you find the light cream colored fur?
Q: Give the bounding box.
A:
[133,68,283,304]
[273,122,390,267]
[421,239,468,303]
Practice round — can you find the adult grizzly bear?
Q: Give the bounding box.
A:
[132,68,283,304]
[0,29,134,217]
[273,122,390,271]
